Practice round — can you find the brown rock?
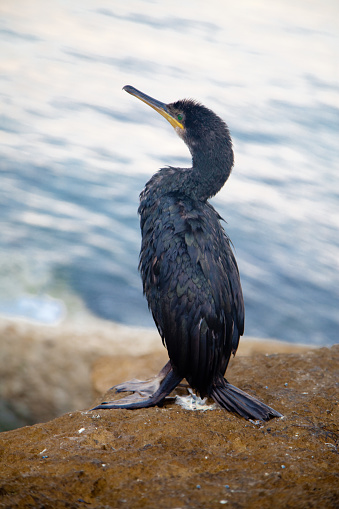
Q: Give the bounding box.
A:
[0,344,338,508]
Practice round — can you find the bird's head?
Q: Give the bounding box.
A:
[123,85,234,198]
[123,85,231,156]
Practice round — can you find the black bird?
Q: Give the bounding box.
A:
[92,85,282,421]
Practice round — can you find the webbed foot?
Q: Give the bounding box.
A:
[91,361,182,410]
[113,361,172,397]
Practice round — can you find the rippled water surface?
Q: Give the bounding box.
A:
[0,0,338,345]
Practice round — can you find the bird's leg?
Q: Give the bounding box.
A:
[91,361,182,410]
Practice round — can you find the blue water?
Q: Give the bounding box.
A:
[0,1,338,345]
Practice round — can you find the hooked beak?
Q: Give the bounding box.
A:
[123,85,184,130]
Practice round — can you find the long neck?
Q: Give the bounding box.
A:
[189,133,234,200]
[141,129,234,204]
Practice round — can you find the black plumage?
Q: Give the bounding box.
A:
[92,86,282,421]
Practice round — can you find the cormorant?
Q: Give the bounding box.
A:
[92,85,282,421]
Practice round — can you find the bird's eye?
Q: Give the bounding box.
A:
[177,114,183,121]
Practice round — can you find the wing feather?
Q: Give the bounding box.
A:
[139,193,244,395]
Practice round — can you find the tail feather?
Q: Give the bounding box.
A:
[210,378,282,421]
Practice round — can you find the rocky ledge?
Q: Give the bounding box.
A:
[0,340,338,508]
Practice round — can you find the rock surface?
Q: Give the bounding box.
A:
[0,317,161,430]
[0,342,338,508]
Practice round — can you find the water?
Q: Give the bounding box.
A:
[0,0,338,345]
